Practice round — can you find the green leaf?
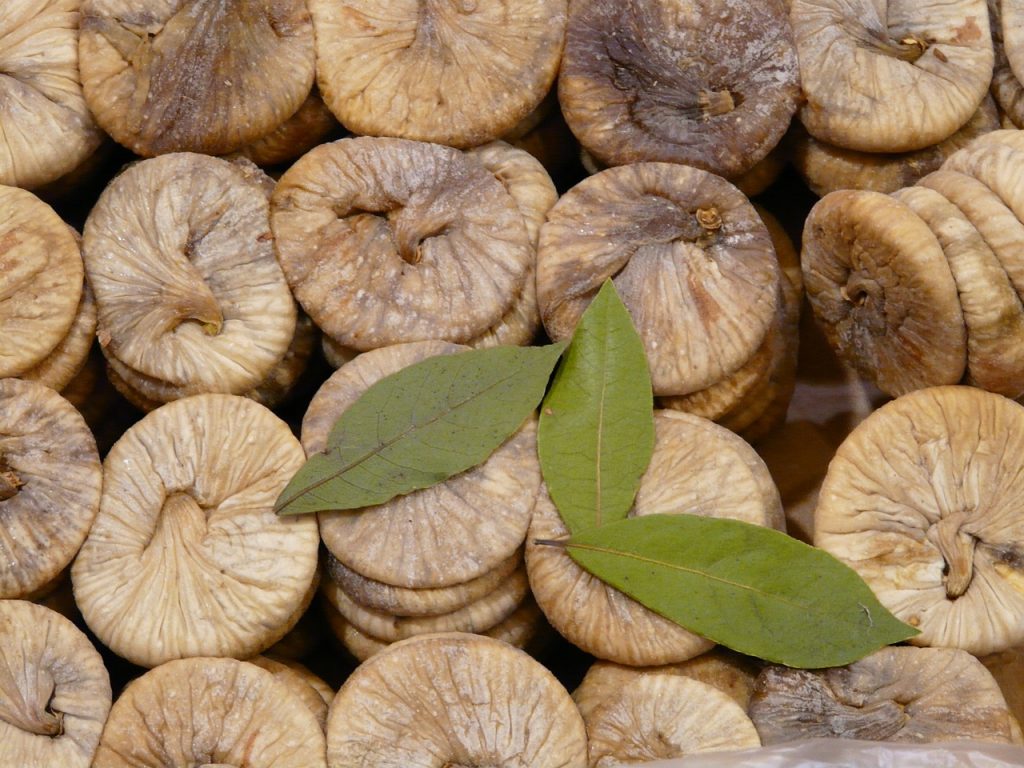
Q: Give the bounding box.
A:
[539,280,654,534]
[275,343,566,515]
[565,514,919,668]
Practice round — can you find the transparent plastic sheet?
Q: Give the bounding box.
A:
[641,739,1024,767]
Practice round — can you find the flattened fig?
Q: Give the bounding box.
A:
[537,163,780,396]
[93,657,326,768]
[71,394,318,667]
[83,152,296,400]
[0,186,83,378]
[326,633,588,768]
[750,646,1017,745]
[18,281,96,393]
[816,386,1024,655]
[559,0,800,177]
[801,190,967,395]
[792,0,993,152]
[80,0,315,156]
[303,342,540,588]
[236,88,340,167]
[0,0,103,189]
[311,0,567,148]
[0,601,111,768]
[0,379,101,600]
[272,137,532,351]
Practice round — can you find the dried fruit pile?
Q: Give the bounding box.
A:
[2,1,1024,766]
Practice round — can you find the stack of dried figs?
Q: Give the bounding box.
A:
[4,0,1024,766]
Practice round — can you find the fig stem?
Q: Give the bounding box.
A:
[696,206,723,232]
[699,89,735,118]
[932,512,976,599]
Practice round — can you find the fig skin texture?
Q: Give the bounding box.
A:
[310,0,567,148]
[79,0,316,156]
[271,137,532,352]
[559,0,800,177]
[0,0,104,189]
[537,162,780,397]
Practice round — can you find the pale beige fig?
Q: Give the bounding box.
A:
[71,394,319,668]
[1004,0,1024,83]
[0,379,101,600]
[236,88,341,167]
[749,646,1018,745]
[272,137,533,351]
[322,567,529,642]
[0,1,103,189]
[0,601,111,768]
[792,0,993,152]
[538,163,780,396]
[892,179,1024,397]
[527,410,783,666]
[801,189,967,395]
[326,548,522,617]
[321,335,357,370]
[991,0,1024,125]
[791,97,1000,196]
[0,186,83,378]
[18,281,96,393]
[572,650,760,722]
[303,342,541,589]
[325,596,548,662]
[326,633,588,767]
[79,0,315,156]
[94,657,327,768]
[585,675,761,766]
[559,0,800,177]
[463,140,558,348]
[249,656,333,732]
[83,152,296,401]
[310,0,567,148]
[815,386,1024,656]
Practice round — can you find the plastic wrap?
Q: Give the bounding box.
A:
[641,739,1024,767]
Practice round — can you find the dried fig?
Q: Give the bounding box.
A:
[272,137,532,351]
[537,163,780,396]
[0,601,111,768]
[303,342,540,589]
[527,410,783,666]
[71,394,318,667]
[990,0,1024,125]
[791,97,999,196]
[572,650,760,721]
[326,548,522,618]
[93,657,326,768]
[815,386,1024,655]
[0,379,101,600]
[892,179,1024,397]
[0,186,83,378]
[310,0,567,148]
[982,646,1024,739]
[79,0,315,156]
[322,567,529,642]
[325,633,588,767]
[792,0,993,152]
[801,189,967,395]
[749,646,1018,745]
[83,152,296,400]
[0,0,103,189]
[585,675,761,765]
[559,0,800,177]
[321,335,357,370]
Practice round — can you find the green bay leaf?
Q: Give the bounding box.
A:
[539,280,654,534]
[275,343,565,515]
[566,514,919,668]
